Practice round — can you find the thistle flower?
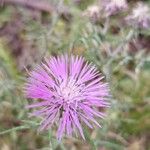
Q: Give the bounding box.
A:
[24,55,110,140]
[126,2,150,29]
[102,0,128,16]
[83,5,101,23]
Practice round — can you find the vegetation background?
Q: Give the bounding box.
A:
[0,0,150,149]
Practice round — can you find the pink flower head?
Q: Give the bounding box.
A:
[102,0,128,16]
[126,2,150,29]
[24,55,110,140]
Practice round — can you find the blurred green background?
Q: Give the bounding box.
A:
[0,0,150,149]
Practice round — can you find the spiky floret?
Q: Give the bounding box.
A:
[24,55,110,140]
[102,0,128,16]
[126,2,150,29]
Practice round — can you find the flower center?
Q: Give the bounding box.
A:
[59,78,83,102]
